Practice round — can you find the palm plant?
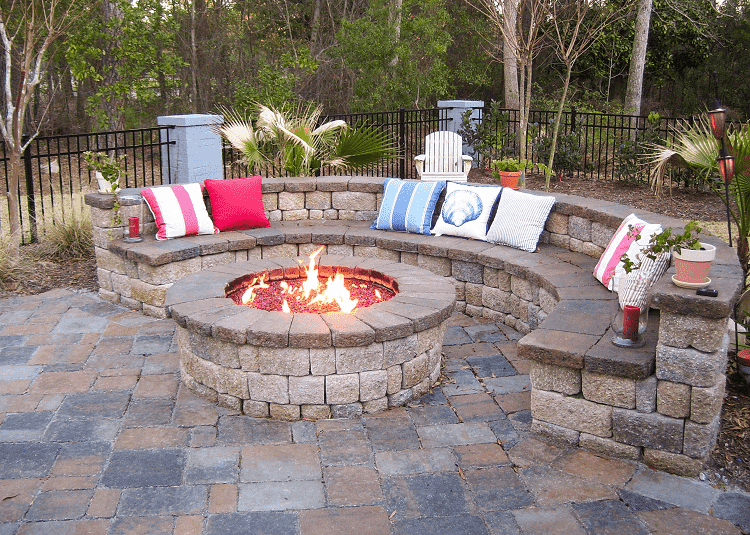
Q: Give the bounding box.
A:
[218,103,397,177]
[647,116,750,275]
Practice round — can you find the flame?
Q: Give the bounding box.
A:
[307,272,358,313]
[302,245,325,298]
[240,246,359,313]
[241,273,269,304]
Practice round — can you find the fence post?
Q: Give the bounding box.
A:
[156,114,223,184]
[22,138,37,243]
[571,106,577,132]
[399,108,406,179]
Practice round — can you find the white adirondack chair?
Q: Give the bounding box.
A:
[414,131,473,182]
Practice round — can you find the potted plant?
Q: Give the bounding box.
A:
[83,151,125,194]
[491,158,552,190]
[217,103,397,177]
[621,220,716,288]
[737,349,750,385]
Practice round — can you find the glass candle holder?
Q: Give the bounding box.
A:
[612,302,649,347]
[611,274,650,348]
[120,193,144,243]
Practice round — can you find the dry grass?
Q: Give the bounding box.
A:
[35,215,94,260]
[0,238,38,286]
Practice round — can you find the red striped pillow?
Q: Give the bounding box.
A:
[141,183,217,240]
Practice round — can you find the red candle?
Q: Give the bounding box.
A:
[623,305,640,340]
[129,217,140,238]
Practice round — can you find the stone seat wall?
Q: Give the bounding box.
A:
[84,175,743,476]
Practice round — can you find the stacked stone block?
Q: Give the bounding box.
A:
[85,176,742,473]
[170,260,452,420]
[527,307,732,475]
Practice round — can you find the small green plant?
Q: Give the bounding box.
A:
[83,151,125,225]
[36,216,94,260]
[621,220,703,273]
[83,151,125,193]
[491,157,553,174]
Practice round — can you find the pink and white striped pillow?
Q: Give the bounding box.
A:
[594,214,663,291]
[141,183,217,240]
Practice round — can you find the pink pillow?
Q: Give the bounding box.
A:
[593,213,665,290]
[204,176,270,232]
[141,183,217,240]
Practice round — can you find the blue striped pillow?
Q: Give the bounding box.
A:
[371,178,446,235]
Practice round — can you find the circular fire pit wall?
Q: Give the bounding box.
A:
[170,257,456,420]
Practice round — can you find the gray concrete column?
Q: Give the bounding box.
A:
[157,114,223,184]
[437,100,484,166]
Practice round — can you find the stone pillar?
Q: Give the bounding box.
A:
[157,114,223,184]
[437,100,484,166]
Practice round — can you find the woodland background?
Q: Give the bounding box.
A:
[4,0,750,138]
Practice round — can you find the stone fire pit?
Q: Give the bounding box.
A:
[166,255,456,420]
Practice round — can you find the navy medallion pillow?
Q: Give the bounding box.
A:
[431,182,502,240]
[371,178,446,235]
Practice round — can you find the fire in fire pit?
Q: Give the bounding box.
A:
[226,246,396,314]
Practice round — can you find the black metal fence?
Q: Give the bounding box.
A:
[223,105,688,183]
[1,127,173,244]
[470,107,687,179]
[2,106,690,245]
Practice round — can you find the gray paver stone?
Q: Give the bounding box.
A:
[625,467,721,513]
[118,485,208,516]
[102,449,185,488]
[0,443,60,478]
[237,480,325,511]
[416,422,496,448]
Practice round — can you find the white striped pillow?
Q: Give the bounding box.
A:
[594,214,664,291]
[141,183,217,240]
[617,253,670,310]
[486,189,556,252]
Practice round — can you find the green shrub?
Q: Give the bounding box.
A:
[533,127,584,178]
[36,216,94,260]
[615,112,662,184]
[458,100,516,165]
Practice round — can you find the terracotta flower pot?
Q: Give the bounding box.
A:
[498,171,522,190]
[737,349,750,385]
[673,242,716,284]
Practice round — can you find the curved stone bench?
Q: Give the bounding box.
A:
[84,175,743,476]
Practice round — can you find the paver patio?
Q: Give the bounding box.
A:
[1,289,749,534]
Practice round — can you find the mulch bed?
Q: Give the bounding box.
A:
[1,172,748,492]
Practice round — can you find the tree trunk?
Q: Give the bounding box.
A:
[503,0,519,110]
[517,55,532,161]
[190,0,199,114]
[390,0,403,66]
[625,0,652,116]
[101,0,124,129]
[310,0,321,51]
[7,150,22,255]
[546,62,573,190]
